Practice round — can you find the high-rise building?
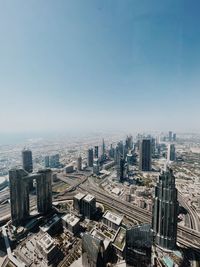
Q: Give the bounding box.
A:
[73,192,86,214]
[87,148,94,167]
[117,158,125,182]
[22,149,33,173]
[49,154,60,168]
[82,232,106,267]
[102,139,106,158]
[167,144,176,162]
[152,168,179,250]
[36,169,52,214]
[9,168,30,226]
[126,224,152,267]
[173,133,176,142]
[82,194,96,219]
[93,158,100,175]
[77,156,82,171]
[44,155,50,168]
[22,148,33,189]
[169,131,173,142]
[139,139,152,171]
[94,146,99,158]
[9,168,52,226]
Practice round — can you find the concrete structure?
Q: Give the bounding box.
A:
[62,213,80,234]
[40,214,60,234]
[36,233,60,266]
[152,168,179,250]
[102,211,123,231]
[77,156,82,171]
[139,139,152,171]
[87,148,94,167]
[9,168,52,226]
[73,192,86,214]
[82,194,96,219]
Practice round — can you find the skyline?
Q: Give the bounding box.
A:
[1,0,200,134]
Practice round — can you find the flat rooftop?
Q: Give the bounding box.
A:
[40,214,60,232]
[74,192,86,200]
[37,233,55,252]
[62,213,80,226]
[103,211,123,226]
[83,194,95,202]
[113,227,126,251]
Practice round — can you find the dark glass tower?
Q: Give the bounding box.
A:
[22,149,33,173]
[94,146,99,158]
[22,149,33,189]
[139,139,152,171]
[152,168,179,250]
[87,148,94,167]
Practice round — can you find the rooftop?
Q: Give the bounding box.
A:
[103,211,123,226]
[37,233,55,252]
[62,213,80,226]
[74,192,86,200]
[40,214,60,232]
[84,194,95,202]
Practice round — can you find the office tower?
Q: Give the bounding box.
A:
[102,139,106,158]
[109,144,115,159]
[169,131,173,142]
[152,168,178,250]
[9,168,30,226]
[49,154,60,168]
[151,138,156,157]
[22,149,33,173]
[22,148,33,189]
[173,133,176,142]
[36,169,52,214]
[82,194,96,219]
[94,146,99,158]
[117,158,125,182]
[167,144,176,162]
[87,148,94,167]
[44,155,50,168]
[125,135,133,150]
[139,139,152,171]
[126,224,152,267]
[73,193,86,214]
[77,156,82,171]
[93,158,100,175]
[82,232,106,267]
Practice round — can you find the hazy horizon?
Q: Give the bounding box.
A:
[1,0,200,134]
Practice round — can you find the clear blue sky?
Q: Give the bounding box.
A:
[0,0,200,134]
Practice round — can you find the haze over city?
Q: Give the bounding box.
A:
[1,0,200,136]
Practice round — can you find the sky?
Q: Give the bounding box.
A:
[0,0,200,136]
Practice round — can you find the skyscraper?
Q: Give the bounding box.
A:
[36,169,52,214]
[9,168,30,226]
[94,146,99,158]
[117,158,125,182]
[87,148,94,167]
[93,158,100,175]
[152,168,179,250]
[22,149,33,173]
[139,139,152,171]
[168,131,173,142]
[167,144,176,162]
[9,168,52,226]
[22,148,33,189]
[77,156,82,171]
[102,139,106,157]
